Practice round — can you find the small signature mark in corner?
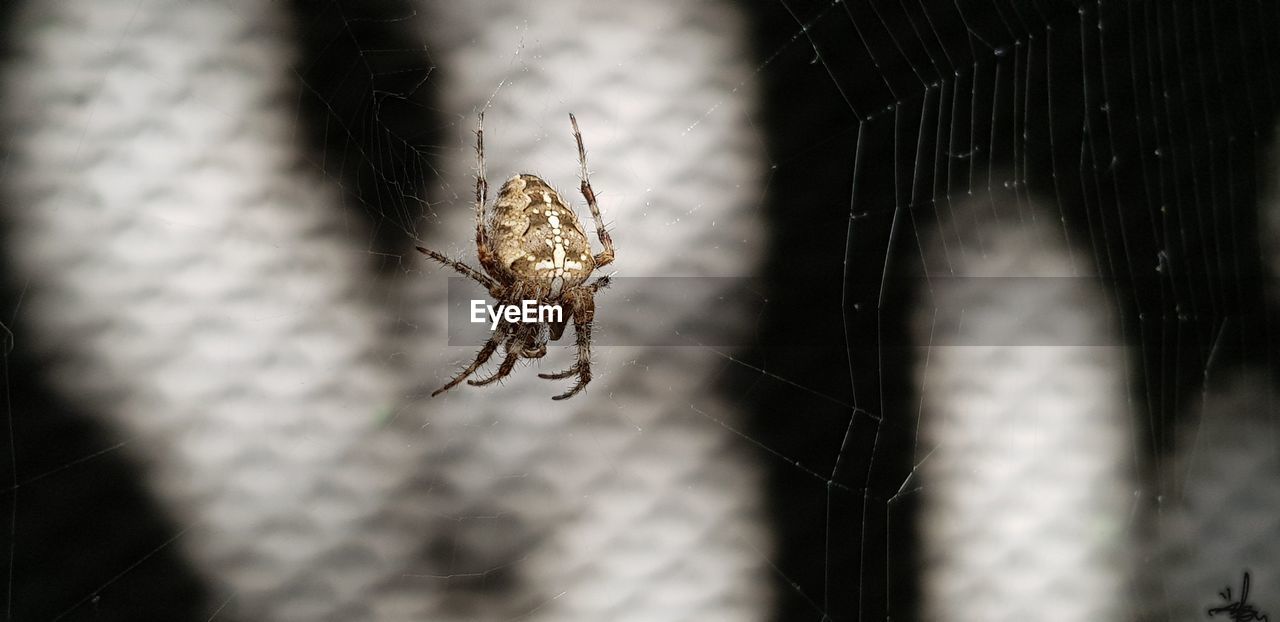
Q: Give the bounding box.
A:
[1208,571,1269,622]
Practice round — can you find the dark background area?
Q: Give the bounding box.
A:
[2,0,1279,620]
[744,0,1280,620]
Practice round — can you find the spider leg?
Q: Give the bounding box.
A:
[431,323,508,397]
[537,363,579,381]
[549,289,595,400]
[569,114,615,269]
[586,275,611,292]
[467,345,520,386]
[416,246,498,290]
[537,301,578,377]
[539,279,606,382]
[474,113,501,275]
[550,323,592,400]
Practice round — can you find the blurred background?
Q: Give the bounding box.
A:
[0,0,1278,620]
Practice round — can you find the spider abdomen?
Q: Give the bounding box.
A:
[490,174,595,289]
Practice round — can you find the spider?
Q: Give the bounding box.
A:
[417,113,614,400]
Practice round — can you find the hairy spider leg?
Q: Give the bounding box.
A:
[431,322,509,396]
[537,364,579,381]
[467,342,521,386]
[547,290,595,400]
[474,112,500,276]
[416,246,497,290]
[539,277,609,381]
[587,275,611,292]
[569,114,615,269]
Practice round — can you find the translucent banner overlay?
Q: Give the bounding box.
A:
[445,276,1252,346]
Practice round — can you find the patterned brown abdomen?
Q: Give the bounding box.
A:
[490,174,595,290]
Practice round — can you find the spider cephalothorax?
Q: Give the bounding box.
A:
[417,113,614,400]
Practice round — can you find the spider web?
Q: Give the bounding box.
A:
[1,0,1279,621]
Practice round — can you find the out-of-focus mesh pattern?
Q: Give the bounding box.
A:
[409,3,770,617]
[0,0,771,620]
[913,186,1135,621]
[1151,125,1280,619]
[1152,135,1280,616]
[1150,140,1280,619]
[1155,376,1280,619]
